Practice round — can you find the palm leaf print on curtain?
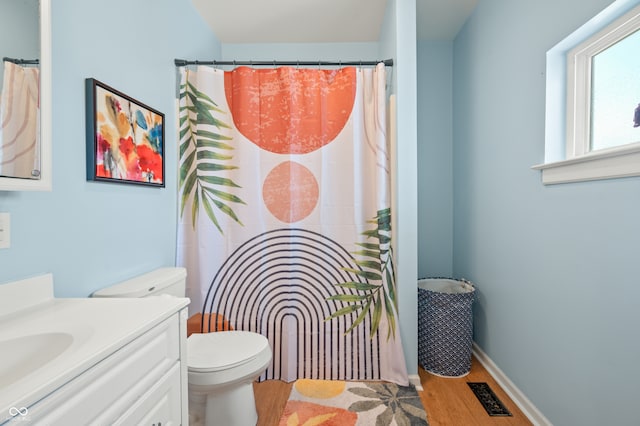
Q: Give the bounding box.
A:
[177,64,408,385]
[178,78,245,233]
[326,207,398,340]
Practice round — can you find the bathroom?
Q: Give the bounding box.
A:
[1,0,640,425]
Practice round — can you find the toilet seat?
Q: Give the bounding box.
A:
[187,331,270,373]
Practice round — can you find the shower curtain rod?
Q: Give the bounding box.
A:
[3,57,39,65]
[174,58,393,67]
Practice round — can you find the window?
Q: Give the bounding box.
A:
[534,1,640,184]
[589,30,640,152]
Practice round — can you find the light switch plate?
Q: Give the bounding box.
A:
[0,212,10,249]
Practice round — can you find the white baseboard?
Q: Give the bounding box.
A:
[409,374,423,391]
[472,343,552,426]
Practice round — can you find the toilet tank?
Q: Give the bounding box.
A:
[91,267,187,298]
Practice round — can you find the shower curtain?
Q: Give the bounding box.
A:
[0,62,40,178]
[177,63,408,385]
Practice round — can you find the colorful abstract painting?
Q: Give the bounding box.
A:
[86,78,164,186]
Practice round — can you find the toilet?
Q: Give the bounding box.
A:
[91,267,272,426]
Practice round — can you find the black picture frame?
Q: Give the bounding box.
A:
[85,78,165,187]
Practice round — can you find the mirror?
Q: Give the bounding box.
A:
[0,0,51,191]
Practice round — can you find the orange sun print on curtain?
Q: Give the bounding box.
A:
[262,161,319,223]
[224,67,356,154]
[224,67,356,223]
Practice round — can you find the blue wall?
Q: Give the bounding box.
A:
[452,0,640,424]
[417,41,453,279]
[0,0,219,295]
[221,42,379,62]
[390,0,419,379]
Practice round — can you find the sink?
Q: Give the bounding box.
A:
[0,274,189,419]
[0,332,74,387]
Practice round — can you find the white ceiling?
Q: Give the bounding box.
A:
[192,0,477,43]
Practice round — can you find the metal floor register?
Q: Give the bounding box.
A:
[467,382,513,417]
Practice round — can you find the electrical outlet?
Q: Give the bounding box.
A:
[0,213,10,249]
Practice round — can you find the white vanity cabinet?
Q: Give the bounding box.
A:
[5,308,189,426]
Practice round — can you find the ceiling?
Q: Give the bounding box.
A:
[192,0,477,44]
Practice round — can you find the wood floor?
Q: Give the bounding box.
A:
[253,356,532,425]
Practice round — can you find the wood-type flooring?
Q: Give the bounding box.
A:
[253,356,533,426]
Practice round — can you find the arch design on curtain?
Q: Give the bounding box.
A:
[177,64,408,385]
[200,228,381,381]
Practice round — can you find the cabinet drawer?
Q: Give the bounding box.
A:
[26,315,179,425]
[111,362,181,426]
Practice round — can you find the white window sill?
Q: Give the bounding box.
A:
[532,142,640,185]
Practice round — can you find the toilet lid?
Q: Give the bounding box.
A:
[187,331,270,372]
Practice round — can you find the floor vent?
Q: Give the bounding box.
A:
[467,382,513,417]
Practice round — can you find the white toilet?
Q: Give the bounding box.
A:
[92,267,272,426]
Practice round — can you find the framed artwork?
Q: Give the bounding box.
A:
[86,78,165,187]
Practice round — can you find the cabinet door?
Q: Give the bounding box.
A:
[27,315,180,425]
[111,363,181,426]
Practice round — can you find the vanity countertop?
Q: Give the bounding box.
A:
[0,275,189,419]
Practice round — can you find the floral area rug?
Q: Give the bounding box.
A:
[278,379,429,425]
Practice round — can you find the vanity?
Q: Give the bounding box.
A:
[0,274,189,425]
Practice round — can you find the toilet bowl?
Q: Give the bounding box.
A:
[91,267,272,426]
[188,331,271,426]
